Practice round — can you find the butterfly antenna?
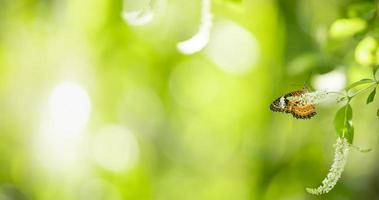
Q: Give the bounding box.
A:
[303,72,313,90]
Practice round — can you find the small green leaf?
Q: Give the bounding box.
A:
[377,108,379,117]
[366,87,377,104]
[374,65,379,80]
[346,126,354,145]
[346,78,375,90]
[330,18,367,39]
[334,105,352,133]
[334,104,354,144]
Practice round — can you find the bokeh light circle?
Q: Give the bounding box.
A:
[34,81,91,172]
[205,20,260,75]
[92,125,139,172]
[117,87,165,134]
[79,179,122,200]
[312,70,346,91]
[48,81,91,133]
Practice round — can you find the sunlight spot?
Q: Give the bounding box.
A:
[34,81,91,172]
[92,125,139,172]
[48,81,91,133]
[34,125,84,171]
[205,20,260,75]
[312,70,346,91]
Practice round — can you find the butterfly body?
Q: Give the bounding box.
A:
[270,88,317,119]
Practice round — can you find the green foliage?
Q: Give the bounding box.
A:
[366,87,376,104]
[347,2,376,20]
[346,78,375,90]
[373,65,379,79]
[330,18,367,39]
[334,104,354,144]
[336,70,378,144]
[295,0,379,196]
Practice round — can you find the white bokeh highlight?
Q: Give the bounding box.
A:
[92,125,139,172]
[312,70,346,91]
[35,81,91,171]
[177,0,212,54]
[205,20,260,75]
[48,81,91,133]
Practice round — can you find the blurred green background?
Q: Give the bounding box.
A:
[1,0,379,199]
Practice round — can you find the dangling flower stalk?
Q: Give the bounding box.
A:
[177,0,213,54]
[306,137,350,195]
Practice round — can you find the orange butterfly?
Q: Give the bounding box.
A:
[270,88,317,119]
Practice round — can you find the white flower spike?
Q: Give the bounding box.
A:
[122,0,154,26]
[286,90,329,105]
[306,137,350,195]
[122,10,154,26]
[177,0,212,54]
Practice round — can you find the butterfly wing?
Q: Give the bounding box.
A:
[270,89,306,113]
[269,96,288,113]
[290,102,317,119]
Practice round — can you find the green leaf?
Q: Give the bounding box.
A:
[377,108,379,117]
[334,105,352,133]
[346,78,375,90]
[347,126,355,145]
[366,87,377,104]
[374,65,379,80]
[330,18,367,40]
[334,104,354,144]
